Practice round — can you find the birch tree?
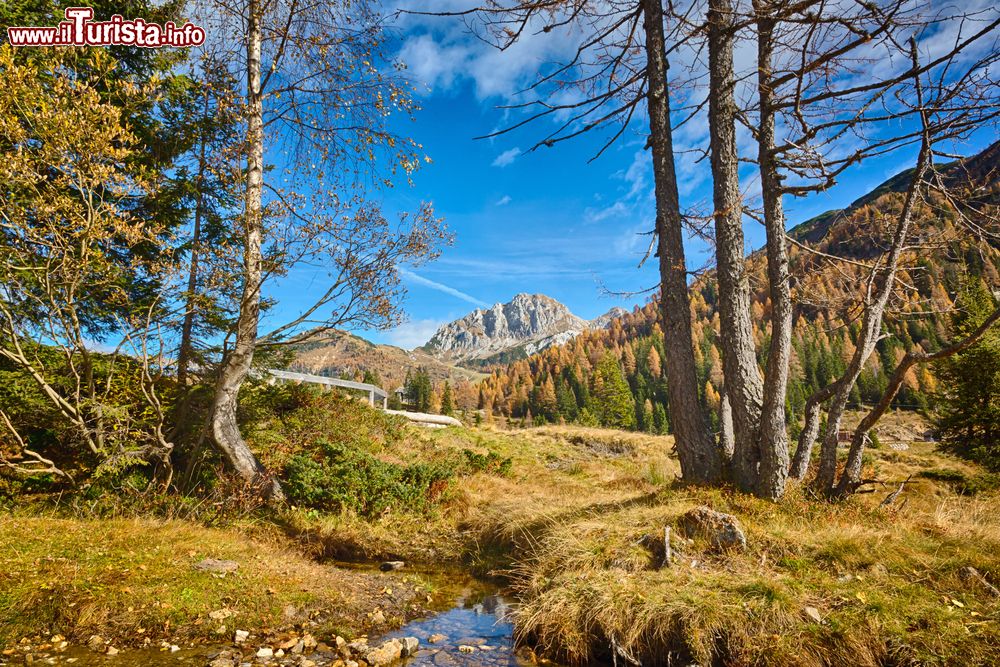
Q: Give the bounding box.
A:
[198,0,450,496]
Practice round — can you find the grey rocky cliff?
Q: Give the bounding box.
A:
[420,293,626,363]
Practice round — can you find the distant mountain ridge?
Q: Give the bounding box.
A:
[287,293,630,395]
[289,331,486,394]
[789,140,1000,245]
[419,293,626,367]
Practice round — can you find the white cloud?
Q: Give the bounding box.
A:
[495,194,512,206]
[385,318,445,349]
[392,4,581,102]
[399,268,487,306]
[614,222,653,258]
[491,147,521,167]
[397,33,469,92]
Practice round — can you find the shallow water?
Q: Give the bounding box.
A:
[377,576,532,667]
[0,569,535,667]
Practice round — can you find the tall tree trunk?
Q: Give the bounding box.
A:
[708,0,763,491]
[177,88,210,386]
[815,139,930,494]
[209,0,282,499]
[642,0,721,483]
[752,7,791,499]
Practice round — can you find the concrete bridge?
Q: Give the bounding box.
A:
[267,369,388,408]
[266,369,462,428]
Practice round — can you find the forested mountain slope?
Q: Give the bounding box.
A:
[478,142,1000,432]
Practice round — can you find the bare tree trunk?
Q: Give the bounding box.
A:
[836,305,1000,495]
[177,88,210,386]
[708,0,764,492]
[642,0,721,483]
[752,6,792,499]
[815,138,930,494]
[209,0,282,499]
[788,381,837,479]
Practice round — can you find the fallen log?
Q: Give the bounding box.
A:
[384,409,462,428]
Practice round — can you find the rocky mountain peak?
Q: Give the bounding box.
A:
[421,293,589,363]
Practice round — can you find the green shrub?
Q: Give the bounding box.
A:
[284,440,455,516]
[462,449,512,476]
[242,383,408,471]
[917,468,1000,495]
[868,431,882,449]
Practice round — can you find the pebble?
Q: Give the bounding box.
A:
[804,606,823,624]
[235,630,250,644]
[401,637,420,657]
[256,647,274,658]
[458,645,476,653]
[427,634,447,644]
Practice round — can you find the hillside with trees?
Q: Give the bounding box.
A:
[479,144,1000,434]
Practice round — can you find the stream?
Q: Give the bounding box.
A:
[0,569,538,667]
[376,575,531,667]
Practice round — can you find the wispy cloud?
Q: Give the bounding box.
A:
[584,200,629,223]
[385,318,445,349]
[491,147,521,168]
[495,194,512,206]
[400,268,487,307]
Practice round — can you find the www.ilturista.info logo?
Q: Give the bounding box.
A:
[6,7,205,48]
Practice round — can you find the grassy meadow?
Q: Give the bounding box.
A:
[2,388,999,665]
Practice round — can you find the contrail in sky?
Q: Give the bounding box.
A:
[399,269,487,307]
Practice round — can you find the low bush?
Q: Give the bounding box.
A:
[462,448,512,475]
[284,440,455,516]
[917,468,1000,495]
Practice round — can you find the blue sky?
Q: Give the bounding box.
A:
[262,2,999,350]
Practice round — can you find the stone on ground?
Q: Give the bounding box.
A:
[676,506,747,552]
[364,639,403,666]
[193,558,240,574]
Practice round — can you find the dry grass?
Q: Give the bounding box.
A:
[288,420,1000,665]
[0,515,431,648]
[9,407,993,664]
